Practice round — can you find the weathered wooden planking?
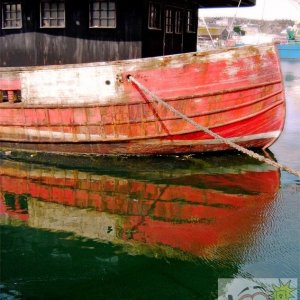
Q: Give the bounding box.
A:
[0,43,285,154]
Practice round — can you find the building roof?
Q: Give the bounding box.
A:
[198,26,227,37]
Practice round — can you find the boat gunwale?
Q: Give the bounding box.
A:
[0,43,278,73]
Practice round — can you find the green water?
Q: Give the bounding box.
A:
[1,225,237,299]
[0,154,298,300]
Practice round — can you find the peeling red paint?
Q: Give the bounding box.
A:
[0,44,285,155]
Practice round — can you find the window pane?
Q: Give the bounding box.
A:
[50,3,56,10]
[108,19,115,27]
[109,2,115,10]
[50,19,56,26]
[44,10,50,18]
[100,11,106,18]
[50,10,58,18]
[42,19,49,27]
[100,2,107,10]
[93,11,100,18]
[93,2,99,10]
[58,19,64,27]
[108,10,115,18]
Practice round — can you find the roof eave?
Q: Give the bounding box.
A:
[198,0,256,8]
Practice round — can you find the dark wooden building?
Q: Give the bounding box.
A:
[0,0,255,67]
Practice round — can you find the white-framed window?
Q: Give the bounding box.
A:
[174,9,182,34]
[186,9,196,33]
[165,8,173,33]
[148,2,161,30]
[89,0,116,28]
[2,2,22,29]
[40,1,65,28]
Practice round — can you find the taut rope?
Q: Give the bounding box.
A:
[128,75,300,178]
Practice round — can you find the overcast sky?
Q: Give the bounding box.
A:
[199,0,300,21]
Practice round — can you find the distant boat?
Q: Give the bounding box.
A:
[277,41,300,59]
[0,43,285,155]
[0,156,280,259]
[276,23,300,59]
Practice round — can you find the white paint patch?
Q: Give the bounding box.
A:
[20,65,122,105]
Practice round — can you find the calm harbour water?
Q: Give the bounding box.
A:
[0,60,299,300]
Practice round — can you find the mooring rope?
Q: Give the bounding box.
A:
[128,75,300,178]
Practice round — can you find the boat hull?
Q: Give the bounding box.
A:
[0,43,285,155]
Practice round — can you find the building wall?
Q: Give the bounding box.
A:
[142,0,198,57]
[0,0,198,67]
[0,0,143,66]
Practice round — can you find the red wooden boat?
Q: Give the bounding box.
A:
[0,157,279,258]
[0,43,285,155]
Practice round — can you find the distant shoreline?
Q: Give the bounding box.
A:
[198,17,296,35]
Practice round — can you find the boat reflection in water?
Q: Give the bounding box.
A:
[0,155,280,260]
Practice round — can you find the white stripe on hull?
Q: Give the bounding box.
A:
[144,131,281,146]
[0,126,281,145]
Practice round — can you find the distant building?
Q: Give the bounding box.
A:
[241,24,260,35]
[198,26,229,40]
